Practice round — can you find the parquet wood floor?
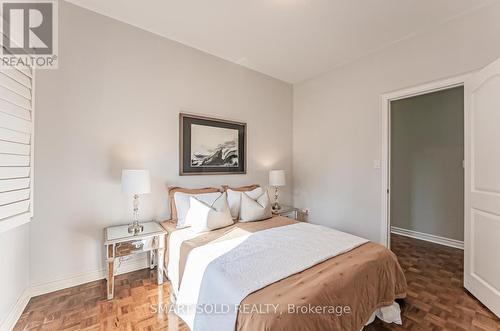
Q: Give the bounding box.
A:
[14,269,188,331]
[14,234,499,330]
[365,234,499,331]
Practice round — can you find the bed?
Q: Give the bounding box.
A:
[160,214,407,331]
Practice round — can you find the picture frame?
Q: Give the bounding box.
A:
[179,113,247,175]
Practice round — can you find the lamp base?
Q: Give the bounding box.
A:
[128,221,143,235]
[272,202,282,213]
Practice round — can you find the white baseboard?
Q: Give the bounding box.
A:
[1,288,31,331]
[391,226,464,249]
[1,257,150,331]
[114,256,151,276]
[29,269,105,299]
[30,256,149,298]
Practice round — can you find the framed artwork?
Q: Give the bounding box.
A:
[179,113,246,175]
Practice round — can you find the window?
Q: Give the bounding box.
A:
[0,66,34,233]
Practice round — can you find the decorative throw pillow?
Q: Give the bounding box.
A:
[239,191,272,222]
[185,192,234,233]
[174,191,222,228]
[227,187,264,219]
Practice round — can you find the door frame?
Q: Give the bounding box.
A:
[380,73,471,247]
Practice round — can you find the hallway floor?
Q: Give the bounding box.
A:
[365,234,499,330]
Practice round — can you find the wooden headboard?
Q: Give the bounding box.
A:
[221,184,260,192]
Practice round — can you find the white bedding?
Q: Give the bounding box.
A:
[365,302,402,326]
[173,222,369,331]
[167,227,203,295]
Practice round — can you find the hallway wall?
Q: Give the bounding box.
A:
[390,86,464,241]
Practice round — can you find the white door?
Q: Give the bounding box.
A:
[464,58,500,317]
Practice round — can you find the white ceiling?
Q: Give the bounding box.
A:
[66,0,494,83]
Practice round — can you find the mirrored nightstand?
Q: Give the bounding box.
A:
[273,205,307,221]
[104,222,167,299]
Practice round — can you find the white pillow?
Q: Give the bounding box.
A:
[185,192,234,233]
[174,191,222,228]
[239,191,272,222]
[227,187,264,219]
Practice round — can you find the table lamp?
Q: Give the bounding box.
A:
[269,169,285,212]
[122,169,151,234]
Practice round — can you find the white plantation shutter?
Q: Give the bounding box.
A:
[0,65,34,232]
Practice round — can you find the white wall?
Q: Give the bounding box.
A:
[30,2,292,286]
[391,87,464,241]
[293,2,500,243]
[0,224,29,327]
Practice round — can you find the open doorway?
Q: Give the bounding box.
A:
[381,75,469,248]
[380,65,500,321]
[378,77,500,322]
[388,86,464,248]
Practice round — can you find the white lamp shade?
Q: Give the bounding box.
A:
[269,170,286,187]
[121,169,151,195]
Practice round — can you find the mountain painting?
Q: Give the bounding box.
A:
[190,124,239,167]
[180,113,246,175]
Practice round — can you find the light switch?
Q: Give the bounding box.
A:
[373,160,381,169]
